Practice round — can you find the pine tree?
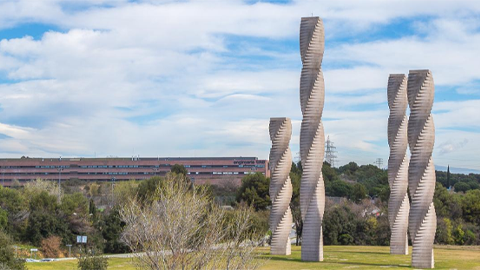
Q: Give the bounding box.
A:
[447,165,451,189]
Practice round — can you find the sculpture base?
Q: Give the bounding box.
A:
[390,234,408,255]
[412,250,434,269]
[270,242,291,256]
[301,226,323,262]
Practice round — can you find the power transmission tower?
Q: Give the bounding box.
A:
[325,136,338,167]
[374,158,384,169]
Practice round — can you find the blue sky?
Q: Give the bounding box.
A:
[0,0,479,171]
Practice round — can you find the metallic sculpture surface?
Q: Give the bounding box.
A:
[299,16,325,262]
[387,74,410,255]
[269,117,293,255]
[407,69,436,269]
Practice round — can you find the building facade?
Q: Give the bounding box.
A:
[0,157,269,187]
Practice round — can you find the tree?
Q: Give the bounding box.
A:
[453,224,465,245]
[289,166,302,246]
[23,179,61,199]
[349,183,367,203]
[0,187,28,239]
[25,191,71,245]
[462,189,480,225]
[468,181,479,190]
[436,218,454,244]
[0,230,26,270]
[290,161,302,176]
[61,193,88,217]
[328,180,352,197]
[338,162,359,178]
[89,199,97,221]
[136,176,163,203]
[113,180,139,207]
[170,164,188,176]
[0,210,7,231]
[100,208,129,254]
[353,165,388,197]
[323,205,357,245]
[322,162,339,183]
[454,182,470,193]
[434,183,462,220]
[121,174,263,270]
[236,173,271,211]
[447,165,451,188]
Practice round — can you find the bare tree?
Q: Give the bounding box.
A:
[120,174,264,270]
[24,179,61,199]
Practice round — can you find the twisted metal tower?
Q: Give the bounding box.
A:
[387,74,410,255]
[407,69,436,269]
[269,117,293,255]
[299,16,325,262]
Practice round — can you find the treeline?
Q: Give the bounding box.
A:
[1,161,479,265]
[235,161,480,246]
[0,164,270,266]
[0,179,129,256]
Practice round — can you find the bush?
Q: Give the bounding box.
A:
[77,251,108,270]
[41,235,62,258]
[0,230,26,270]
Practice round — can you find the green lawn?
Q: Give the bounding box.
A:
[27,257,136,270]
[27,245,480,270]
[258,245,480,269]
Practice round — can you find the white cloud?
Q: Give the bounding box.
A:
[0,0,479,171]
[438,138,469,156]
[327,20,480,86]
[434,100,480,129]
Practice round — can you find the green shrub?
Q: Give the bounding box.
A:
[77,251,108,270]
[0,230,26,270]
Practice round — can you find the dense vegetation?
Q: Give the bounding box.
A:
[0,161,479,265]
[0,180,129,258]
[236,161,480,246]
[0,165,269,262]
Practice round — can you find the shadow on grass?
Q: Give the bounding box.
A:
[336,261,411,268]
[268,256,302,263]
[267,256,411,268]
[327,250,389,256]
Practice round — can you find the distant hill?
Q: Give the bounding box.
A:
[435,165,480,175]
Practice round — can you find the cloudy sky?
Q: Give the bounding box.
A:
[0,0,479,171]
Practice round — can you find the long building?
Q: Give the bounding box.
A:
[0,157,269,187]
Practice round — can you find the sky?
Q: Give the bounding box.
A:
[0,0,479,172]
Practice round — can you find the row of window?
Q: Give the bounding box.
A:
[0,165,71,169]
[1,171,258,177]
[190,171,254,175]
[2,164,265,169]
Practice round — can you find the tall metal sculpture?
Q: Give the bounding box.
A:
[387,74,410,255]
[299,16,325,262]
[268,117,293,255]
[407,69,436,269]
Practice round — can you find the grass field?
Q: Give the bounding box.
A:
[27,245,480,270]
[258,245,480,269]
[27,257,136,270]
